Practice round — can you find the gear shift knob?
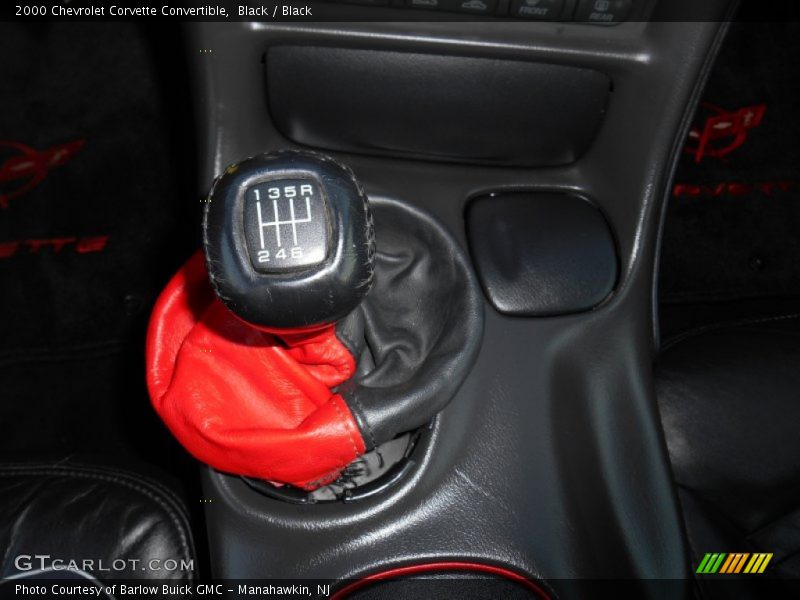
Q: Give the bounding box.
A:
[150,150,483,491]
[203,152,375,330]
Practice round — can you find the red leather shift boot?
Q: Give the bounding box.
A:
[146,251,366,490]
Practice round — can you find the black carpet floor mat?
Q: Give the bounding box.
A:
[659,18,800,338]
[659,21,800,321]
[0,348,192,474]
[0,24,197,477]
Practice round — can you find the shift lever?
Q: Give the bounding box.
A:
[203,151,374,330]
[147,150,483,493]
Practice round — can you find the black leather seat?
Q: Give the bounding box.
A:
[0,459,196,581]
[656,315,800,589]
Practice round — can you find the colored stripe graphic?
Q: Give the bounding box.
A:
[744,554,759,573]
[711,554,727,573]
[697,553,773,574]
[697,553,726,574]
[719,554,735,573]
[696,554,712,574]
[745,553,773,574]
[728,554,749,573]
[721,553,737,573]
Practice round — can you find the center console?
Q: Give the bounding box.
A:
[169,4,736,596]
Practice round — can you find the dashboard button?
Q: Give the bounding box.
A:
[459,0,491,12]
[511,0,564,20]
[406,0,497,14]
[337,0,391,5]
[453,0,497,13]
[575,0,633,23]
[405,0,442,9]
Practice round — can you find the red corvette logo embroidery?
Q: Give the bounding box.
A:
[0,236,109,260]
[685,103,766,163]
[673,180,796,198]
[0,139,84,209]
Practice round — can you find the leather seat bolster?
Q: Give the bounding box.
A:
[656,314,800,580]
[0,461,196,581]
